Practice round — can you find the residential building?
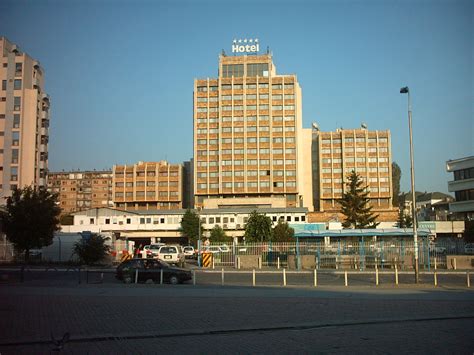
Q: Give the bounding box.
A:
[309,125,396,222]
[447,156,474,220]
[0,37,50,198]
[401,191,454,222]
[47,170,113,214]
[193,49,313,211]
[113,161,183,211]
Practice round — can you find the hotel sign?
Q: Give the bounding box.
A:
[232,38,260,54]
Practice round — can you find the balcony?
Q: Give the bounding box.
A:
[41,111,49,119]
[39,144,47,153]
[448,178,474,193]
[40,126,48,136]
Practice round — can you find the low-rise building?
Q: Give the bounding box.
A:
[447,156,474,220]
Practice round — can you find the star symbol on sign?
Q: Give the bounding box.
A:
[233,39,237,43]
[255,38,259,43]
[238,39,242,43]
[244,39,247,43]
[249,39,253,43]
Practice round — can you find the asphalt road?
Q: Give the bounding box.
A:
[0,283,473,354]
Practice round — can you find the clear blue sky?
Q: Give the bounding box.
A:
[1,0,472,194]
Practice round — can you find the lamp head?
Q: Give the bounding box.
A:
[400,86,409,94]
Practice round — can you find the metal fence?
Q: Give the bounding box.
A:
[206,239,472,270]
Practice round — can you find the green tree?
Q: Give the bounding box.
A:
[272,220,294,242]
[209,225,228,243]
[339,170,379,229]
[397,208,413,228]
[392,162,402,207]
[180,209,203,245]
[2,186,61,262]
[73,233,111,265]
[244,210,273,242]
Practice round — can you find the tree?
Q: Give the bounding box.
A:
[73,233,111,265]
[244,210,273,242]
[272,220,294,242]
[392,162,402,207]
[339,170,379,229]
[397,208,413,228]
[209,225,228,243]
[180,209,203,245]
[2,186,61,261]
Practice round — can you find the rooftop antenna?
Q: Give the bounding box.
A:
[361,122,368,129]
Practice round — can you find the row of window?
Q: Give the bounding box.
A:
[197,116,295,123]
[197,181,296,189]
[214,94,295,101]
[197,170,296,178]
[321,167,390,173]
[197,159,296,167]
[197,137,295,145]
[197,83,294,92]
[198,148,296,156]
[115,191,180,198]
[196,126,296,134]
[321,137,389,144]
[116,171,179,178]
[454,189,474,202]
[453,168,474,181]
[1,79,22,90]
[322,186,390,194]
[322,177,390,183]
[321,147,389,154]
[322,157,389,163]
[115,181,178,187]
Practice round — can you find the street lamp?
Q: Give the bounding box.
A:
[400,86,419,283]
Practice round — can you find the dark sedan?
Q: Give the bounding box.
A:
[116,258,192,284]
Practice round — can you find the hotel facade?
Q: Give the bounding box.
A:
[193,48,313,211]
[0,37,50,198]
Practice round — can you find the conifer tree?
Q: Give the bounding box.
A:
[339,170,379,228]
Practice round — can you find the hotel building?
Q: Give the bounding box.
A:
[193,50,313,210]
[0,37,50,198]
[312,126,393,214]
[113,161,183,211]
[47,170,113,214]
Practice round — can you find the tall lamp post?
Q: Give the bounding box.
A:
[400,86,419,283]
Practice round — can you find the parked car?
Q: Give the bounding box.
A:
[202,245,230,254]
[156,245,185,266]
[144,243,165,258]
[183,246,196,259]
[429,244,447,254]
[116,258,192,284]
[465,243,474,255]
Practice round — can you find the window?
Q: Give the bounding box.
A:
[272,94,282,100]
[12,131,19,146]
[247,116,257,122]
[246,84,257,89]
[272,84,283,90]
[221,84,232,90]
[14,97,21,111]
[259,83,269,89]
[247,63,269,77]
[14,79,21,90]
[1,80,6,90]
[246,94,257,100]
[197,86,207,92]
[222,64,244,78]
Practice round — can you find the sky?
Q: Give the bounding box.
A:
[0,0,472,194]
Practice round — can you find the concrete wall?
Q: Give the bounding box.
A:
[447,255,474,270]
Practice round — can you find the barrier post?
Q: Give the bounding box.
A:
[221,268,224,286]
[78,267,81,284]
[252,269,256,287]
[375,268,379,286]
[453,258,457,270]
[86,269,89,284]
[283,268,287,287]
[160,269,163,285]
[212,256,215,270]
[100,272,104,283]
[467,272,471,288]
[277,257,280,269]
[258,257,262,270]
[434,271,438,286]
[193,270,196,286]
[395,264,399,286]
[134,269,138,284]
[237,257,241,270]
[434,257,437,270]
[313,269,317,287]
[344,271,348,287]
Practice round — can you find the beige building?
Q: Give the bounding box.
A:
[0,37,49,198]
[47,170,113,214]
[312,126,393,214]
[113,161,183,211]
[193,51,313,210]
